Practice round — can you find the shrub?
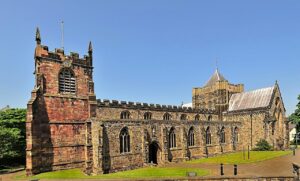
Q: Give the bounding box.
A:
[253,139,272,151]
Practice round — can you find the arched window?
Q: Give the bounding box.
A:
[195,114,200,121]
[59,68,76,94]
[220,127,225,144]
[208,115,212,121]
[180,114,187,120]
[188,127,195,146]
[271,121,275,135]
[233,127,239,143]
[163,113,171,120]
[205,127,211,145]
[144,112,152,120]
[168,127,176,148]
[120,111,130,119]
[120,127,130,153]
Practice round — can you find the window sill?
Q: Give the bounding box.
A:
[120,152,132,155]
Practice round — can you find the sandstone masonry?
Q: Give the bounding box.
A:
[26,28,289,176]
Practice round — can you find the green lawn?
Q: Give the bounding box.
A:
[188,151,292,164]
[16,167,210,180]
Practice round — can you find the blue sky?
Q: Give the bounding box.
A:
[0,1,299,115]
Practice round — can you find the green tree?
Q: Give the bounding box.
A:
[289,95,300,133]
[0,108,26,166]
[253,139,272,151]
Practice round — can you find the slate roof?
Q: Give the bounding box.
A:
[228,86,275,112]
[205,69,227,87]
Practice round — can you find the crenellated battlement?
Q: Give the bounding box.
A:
[97,99,216,114]
[35,28,93,68]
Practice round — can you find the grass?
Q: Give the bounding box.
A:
[188,151,292,164]
[16,167,210,180]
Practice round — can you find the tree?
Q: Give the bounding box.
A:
[0,108,26,166]
[289,95,300,133]
[253,139,272,151]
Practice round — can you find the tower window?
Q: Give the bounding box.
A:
[59,68,76,94]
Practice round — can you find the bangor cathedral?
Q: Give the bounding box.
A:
[26,28,289,175]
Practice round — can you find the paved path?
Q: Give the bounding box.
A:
[1,150,300,180]
[171,149,300,177]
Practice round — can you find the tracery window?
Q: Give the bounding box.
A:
[163,113,171,120]
[188,127,195,146]
[144,112,152,120]
[120,127,130,153]
[59,68,76,94]
[195,114,200,121]
[168,127,176,148]
[205,127,211,145]
[120,111,130,119]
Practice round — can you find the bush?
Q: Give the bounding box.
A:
[253,139,272,151]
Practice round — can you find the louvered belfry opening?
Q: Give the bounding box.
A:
[59,69,76,94]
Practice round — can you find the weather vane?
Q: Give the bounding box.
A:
[61,20,64,50]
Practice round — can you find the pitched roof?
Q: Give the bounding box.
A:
[205,69,227,87]
[228,86,275,112]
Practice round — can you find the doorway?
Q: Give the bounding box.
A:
[149,142,158,164]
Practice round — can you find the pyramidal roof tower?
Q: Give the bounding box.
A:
[192,69,244,120]
[204,69,227,87]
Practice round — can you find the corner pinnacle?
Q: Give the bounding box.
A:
[88,41,93,53]
[36,27,41,44]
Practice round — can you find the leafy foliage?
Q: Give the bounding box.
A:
[253,139,272,151]
[0,108,26,166]
[289,95,300,133]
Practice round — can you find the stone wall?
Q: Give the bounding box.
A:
[91,117,241,174]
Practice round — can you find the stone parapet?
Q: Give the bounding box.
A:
[97,99,216,114]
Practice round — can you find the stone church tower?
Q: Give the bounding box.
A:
[192,69,244,120]
[26,28,97,175]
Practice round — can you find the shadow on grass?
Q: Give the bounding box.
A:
[16,167,210,180]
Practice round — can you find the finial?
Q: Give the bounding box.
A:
[88,41,93,54]
[215,57,219,71]
[36,27,41,44]
[275,80,278,85]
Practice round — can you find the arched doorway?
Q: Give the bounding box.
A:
[149,142,159,164]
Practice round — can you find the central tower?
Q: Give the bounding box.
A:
[192,69,244,120]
